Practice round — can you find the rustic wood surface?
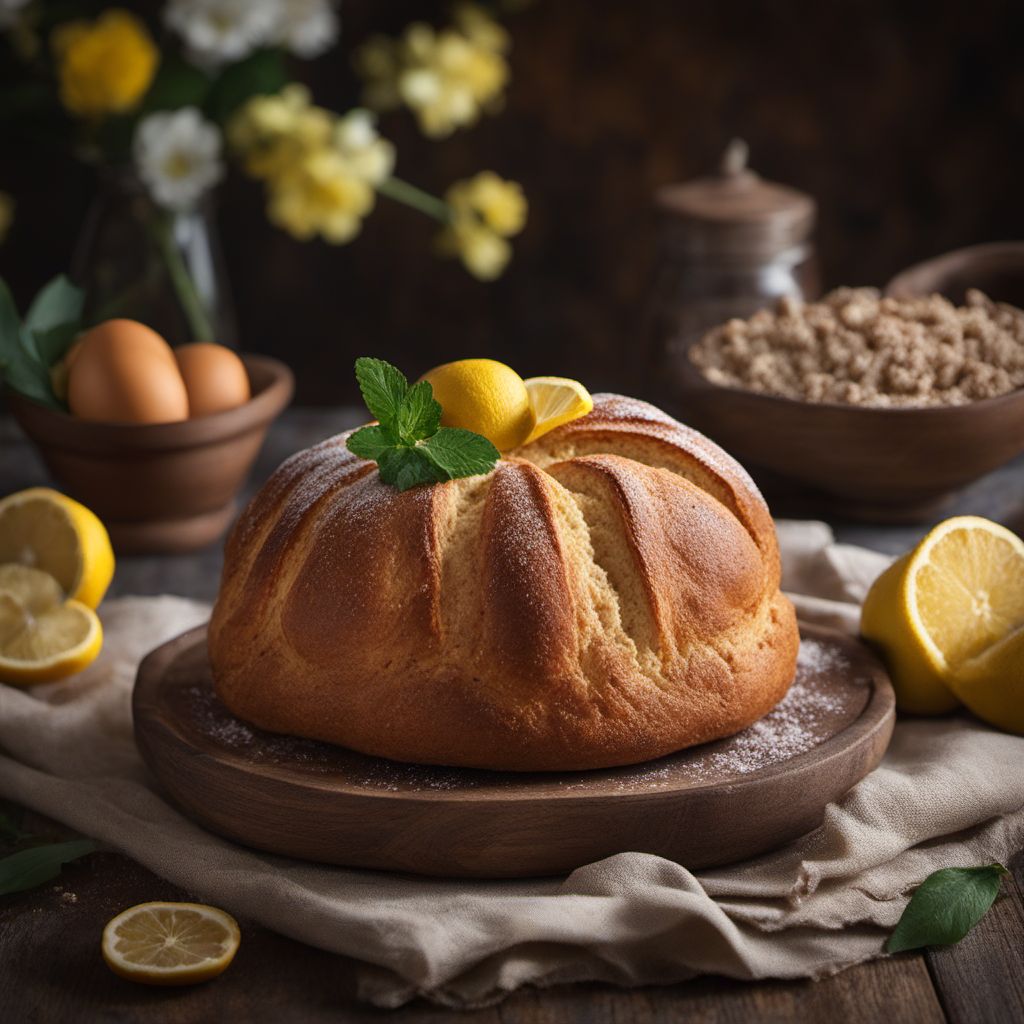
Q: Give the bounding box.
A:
[2,409,1023,1022]
[133,623,894,877]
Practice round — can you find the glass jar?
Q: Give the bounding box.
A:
[646,141,819,411]
[71,168,237,347]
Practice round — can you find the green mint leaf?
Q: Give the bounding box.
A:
[396,380,442,443]
[419,427,500,479]
[377,447,447,492]
[886,864,1008,953]
[0,328,60,409]
[346,425,397,462]
[354,357,408,430]
[25,275,83,337]
[0,839,99,896]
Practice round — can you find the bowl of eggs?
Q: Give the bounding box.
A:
[6,318,293,553]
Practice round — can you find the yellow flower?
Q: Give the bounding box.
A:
[268,148,375,244]
[52,9,158,118]
[439,220,511,280]
[439,172,526,279]
[448,171,527,236]
[228,85,332,181]
[355,5,509,138]
[0,192,13,245]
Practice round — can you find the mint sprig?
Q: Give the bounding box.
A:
[886,863,1008,954]
[347,357,500,491]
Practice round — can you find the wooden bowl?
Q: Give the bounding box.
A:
[673,357,1024,522]
[886,241,1024,306]
[6,354,293,553]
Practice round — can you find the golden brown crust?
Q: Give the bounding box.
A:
[209,393,799,771]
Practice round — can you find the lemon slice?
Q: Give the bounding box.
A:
[523,376,594,443]
[951,627,1024,734]
[102,902,240,986]
[0,488,114,609]
[861,516,1024,715]
[0,564,103,685]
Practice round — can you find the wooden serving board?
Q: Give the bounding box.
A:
[133,623,895,878]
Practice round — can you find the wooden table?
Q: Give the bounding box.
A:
[2,409,1023,1024]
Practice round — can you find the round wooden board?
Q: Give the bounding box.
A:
[133,623,895,878]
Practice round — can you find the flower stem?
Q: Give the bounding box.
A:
[151,214,215,342]
[378,177,451,224]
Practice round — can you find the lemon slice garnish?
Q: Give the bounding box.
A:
[102,902,241,986]
[0,487,114,609]
[523,376,593,443]
[0,564,103,685]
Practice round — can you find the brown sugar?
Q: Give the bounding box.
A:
[688,288,1024,407]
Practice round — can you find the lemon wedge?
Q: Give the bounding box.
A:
[951,628,1024,734]
[0,488,114,609]
[523,376,594,443]
[102,902,240,986]
[421,358,535,451]
[0,564,103,685]
[861,516,1024,718]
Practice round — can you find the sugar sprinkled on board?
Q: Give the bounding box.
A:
[185,635,863,792]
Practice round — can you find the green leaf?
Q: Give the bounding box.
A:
[354,357,409,430]
[0,839,99,897]
[0,330,59,408]
[206,49,289,124]
[0,277,20,350]
[396,380,442,443]
[886,864,1008,953]
[420,427,500,480]
[31,324,80,369]
[346,425,397,462]
[141,55,211,114]
[25,275,83,337]
[377,447,446,491]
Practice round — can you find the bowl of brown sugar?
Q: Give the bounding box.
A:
[678,287,1024,522]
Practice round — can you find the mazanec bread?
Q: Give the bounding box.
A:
[209,394,799,770]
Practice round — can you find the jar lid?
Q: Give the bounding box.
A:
[655,140,816,257]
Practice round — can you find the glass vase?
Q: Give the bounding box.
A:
[71,169,237,347]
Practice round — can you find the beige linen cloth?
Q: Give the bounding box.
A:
[1,521,1023,1008]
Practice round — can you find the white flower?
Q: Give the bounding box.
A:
[334,110,394,186]
[0,0,30,29]
[164,0,279,65]
[134,108,224,212]
[271,0,339,58]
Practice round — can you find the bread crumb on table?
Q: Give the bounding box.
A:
[688,288,1024,407]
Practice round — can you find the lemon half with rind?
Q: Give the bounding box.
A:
[861,516,1024,718]
[422,359,535,452]
[102,901,241,986]
[0,564,102,685]
[0,487,114,609]
[523,376,594,443]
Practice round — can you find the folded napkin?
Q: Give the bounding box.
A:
[1,521,1022,1008]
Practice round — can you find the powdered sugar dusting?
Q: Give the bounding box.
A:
[180,634,867,794]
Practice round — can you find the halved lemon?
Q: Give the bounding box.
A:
[0,488,114,609]
[523,376,593,443]
[0,564,103,685]
[102,902,241,986]
[861,516,1024,717]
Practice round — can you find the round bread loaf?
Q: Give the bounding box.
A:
[209,394,799,771]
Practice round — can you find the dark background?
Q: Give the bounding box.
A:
[2,0,1023,404]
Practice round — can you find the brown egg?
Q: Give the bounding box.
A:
[174,343,251,418]
[68,319,189,424]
